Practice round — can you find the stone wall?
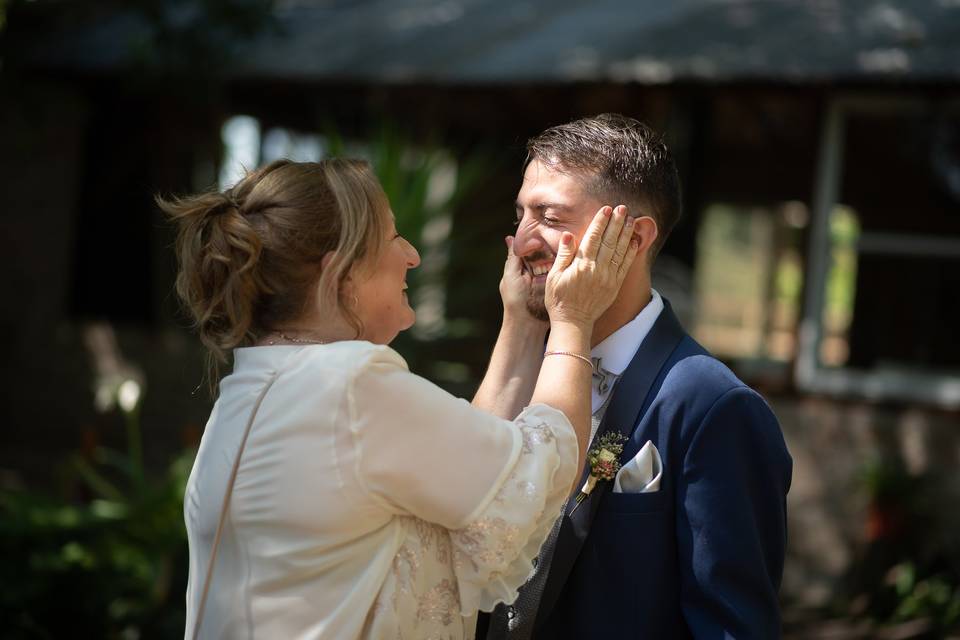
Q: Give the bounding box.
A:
[774,394,960,609]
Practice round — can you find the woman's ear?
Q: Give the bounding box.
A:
[317,250,347,309]
[321,250,336,272]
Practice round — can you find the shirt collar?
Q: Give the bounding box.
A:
[590,289,664,377]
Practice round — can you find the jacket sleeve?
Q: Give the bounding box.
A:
[676,386,792,639]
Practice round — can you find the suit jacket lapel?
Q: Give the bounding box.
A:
[533,301,686,631]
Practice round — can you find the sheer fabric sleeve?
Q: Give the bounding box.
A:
[449,403,578,613]
[348,346,578,611]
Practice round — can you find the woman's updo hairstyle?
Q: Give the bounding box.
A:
[159,159,389,379]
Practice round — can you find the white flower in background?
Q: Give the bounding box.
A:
[94,379,119,413]
[83,322,145,414]
[117,380,142,414]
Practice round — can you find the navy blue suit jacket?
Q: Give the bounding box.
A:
[533,302,792,639]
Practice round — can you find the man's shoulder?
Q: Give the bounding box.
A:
[649,336,786,465]
[659,335,751,402]
[643,333,782,435]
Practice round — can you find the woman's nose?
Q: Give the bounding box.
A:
[404,238,421,268]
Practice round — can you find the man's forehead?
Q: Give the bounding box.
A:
[523,158,595,183]
[519,160,598,200]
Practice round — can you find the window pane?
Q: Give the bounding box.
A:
[841,112,960,237]
[831,110,960,374]
[693,202,805,362]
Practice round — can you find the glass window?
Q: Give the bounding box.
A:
[798,101,960,406]
[692,201,806,364]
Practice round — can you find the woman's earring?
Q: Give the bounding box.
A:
[352,294,359,309]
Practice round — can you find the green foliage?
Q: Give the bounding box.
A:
[859,455,921,505]
[0,393,194,639]
[889,563,960,629]
[325,121,491,242]
[844,458,960,635]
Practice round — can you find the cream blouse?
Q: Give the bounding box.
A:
[183,341,578,639]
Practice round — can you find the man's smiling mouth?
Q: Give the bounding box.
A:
[522,252,555,279]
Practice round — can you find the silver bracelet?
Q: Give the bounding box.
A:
[543,350,593,368]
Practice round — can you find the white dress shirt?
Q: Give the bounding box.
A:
[589,289,664,416]
[183,341,578,639]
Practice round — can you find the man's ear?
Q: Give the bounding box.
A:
[633,216,659,258]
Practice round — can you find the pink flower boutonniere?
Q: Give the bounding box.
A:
[570,432,628,515]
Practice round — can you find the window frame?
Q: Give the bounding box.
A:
[796,95,960,408]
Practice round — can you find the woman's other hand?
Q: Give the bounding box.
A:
[499,236,548,326]
[545,205,638,327]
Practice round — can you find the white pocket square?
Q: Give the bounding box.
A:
[612,440,662,494]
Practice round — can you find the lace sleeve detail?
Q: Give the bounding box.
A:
[449,403,578,614]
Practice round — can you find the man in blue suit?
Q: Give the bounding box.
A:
[479,114,792,639]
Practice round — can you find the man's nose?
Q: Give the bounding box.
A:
[512,214,543,257]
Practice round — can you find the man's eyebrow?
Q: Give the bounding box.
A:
[514,201,572,211]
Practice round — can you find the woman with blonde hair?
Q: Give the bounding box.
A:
[161,158,639,639]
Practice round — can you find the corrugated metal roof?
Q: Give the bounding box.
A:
[20,0,960,83]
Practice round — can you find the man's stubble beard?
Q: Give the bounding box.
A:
[526,286,550,322]
[523,250,554,322]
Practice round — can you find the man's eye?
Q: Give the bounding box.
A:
[543,217,560,226]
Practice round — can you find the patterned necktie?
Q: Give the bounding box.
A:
[592,357,613,396]
[485,379,619,640]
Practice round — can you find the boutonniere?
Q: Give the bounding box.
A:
[569,432,628,515]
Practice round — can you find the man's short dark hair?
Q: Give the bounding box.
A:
[525,113,682,259]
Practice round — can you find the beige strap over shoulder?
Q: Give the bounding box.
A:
[190,369,282,640]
